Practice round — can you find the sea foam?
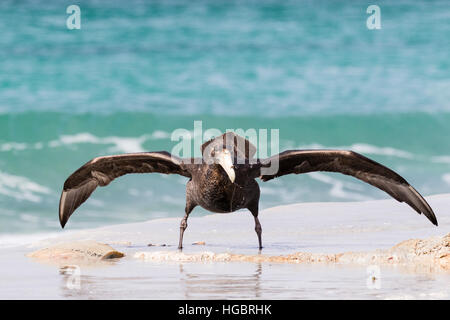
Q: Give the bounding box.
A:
[0,171,51,203]
[0,130,172,154]
[297,142,414,159]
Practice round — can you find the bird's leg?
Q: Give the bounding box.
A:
[249,204,262,250]
[254,216,263,250]
[178,213,189,250]
[178,203,195,250]
[178,215,188,250]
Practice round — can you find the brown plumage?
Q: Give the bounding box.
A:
[59,132,438,249]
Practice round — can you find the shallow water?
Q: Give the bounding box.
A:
[1,195,449,299]
[2,246,449,300]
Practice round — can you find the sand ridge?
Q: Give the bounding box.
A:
[133,233,449,271]
[26,234,449,271]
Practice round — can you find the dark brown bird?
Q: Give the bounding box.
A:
[59,132,438,249]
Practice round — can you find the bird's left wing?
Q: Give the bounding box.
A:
[59,152,191,228]
[259,150,437,226]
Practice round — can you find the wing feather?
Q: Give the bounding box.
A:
[260,150,437,226]
[59,152,191,228]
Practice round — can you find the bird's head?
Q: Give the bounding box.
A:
[201,132,256,184]
[210,147,236,183]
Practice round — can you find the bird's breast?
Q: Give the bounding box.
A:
[191,167,246,213]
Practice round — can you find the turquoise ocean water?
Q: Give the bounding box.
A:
[1,0,449,235]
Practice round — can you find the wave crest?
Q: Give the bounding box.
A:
[0,171,51,203]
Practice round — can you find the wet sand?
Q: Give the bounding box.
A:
[1,194,449,299]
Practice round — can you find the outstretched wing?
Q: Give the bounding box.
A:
[59,151,191,228]
[259,150,437,226]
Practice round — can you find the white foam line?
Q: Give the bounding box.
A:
[48,133,147,153]
[47,131,172,153]
[0,142,28,152]
[442,173,450,185]
[0,171,51,203]
[298,142,414,159]
[432,156,450,164]
[350,143,413,159]
[0,130,172,154]
[308,172,372,201]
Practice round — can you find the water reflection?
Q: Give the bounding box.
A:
[178,262,263,299]
[56,260,450,299]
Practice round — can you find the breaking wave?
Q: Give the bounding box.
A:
[0,171,51,203]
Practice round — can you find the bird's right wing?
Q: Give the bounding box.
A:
[59,151,191,228]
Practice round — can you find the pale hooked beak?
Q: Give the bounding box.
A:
[217,149,235,183]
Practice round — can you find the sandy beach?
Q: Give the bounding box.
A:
[1,194,449,300]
